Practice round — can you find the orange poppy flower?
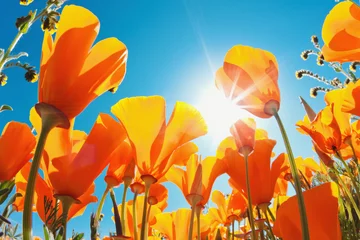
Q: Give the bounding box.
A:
[105,140,134,188]
[215,45,280,118]
[296,104,343,154]
[269,195,290,222]
[165,154,226,208]
[115,196,162,239]
[230,118,256,155]
[0,121,36,182]
[321,1,360,62]
[30,109,127,200]
[273,182,341,240]
[273,172,288,197]
[111,96,207,183]
[39,5,128,120]
[218,137,288,206]
[152,209,210,240]
[148,183,168,211]
[207,190,247,227]
[283,156,321,189]
[341,81,360,117]
[15,162,97,226]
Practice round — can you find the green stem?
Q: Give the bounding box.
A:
[267,207,275,222]
[273,111,310,240]
[58,196,74,240]
[231,221,235,240]
[344,196,358,238]
[121,183,129,235]
[257,207,264,240]
[244,153,257,240]
[349,142,359,164]
[195,206,201,239]
[140,181,151,240]
[0,6,50,72]
[22,124,51,240]
[333,167,360,218]
[132,192,138,240]
[262,207,275,240]
[188,200,197,240]
[110,189,123,237]
[94,186,110,229]
[336,151,360,199]
[22,103,69,240]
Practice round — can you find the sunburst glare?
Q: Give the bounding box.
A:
[194,85,251,145]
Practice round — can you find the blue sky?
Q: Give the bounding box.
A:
[0,0,346,238]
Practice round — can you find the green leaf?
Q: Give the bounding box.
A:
[0,104,13,112]
[0,188,10,196]
[334,66,342,72]
[0,180,15,205]
[349,71,357,81]
[43,225,54,240]
[72,233,84,240]
[20,10,37,34]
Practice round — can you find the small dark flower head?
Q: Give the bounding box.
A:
[0,73,8,86]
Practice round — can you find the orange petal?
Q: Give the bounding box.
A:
[156,101,207,169]
[230,118,256,154]
[111,96,166,177]
[49,113,127,199]
[168,141,198,166]
[0,122,36,181]
[68,183,98,220]
[273,182,341,240]
[40,5,100,119]
[321,1,360,62]
[223,45,280,118]
[105,140,133,187]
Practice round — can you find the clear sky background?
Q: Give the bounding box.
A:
[0,0,346,238]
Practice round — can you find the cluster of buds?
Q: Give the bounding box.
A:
[19,0,34,6]
[350,62,360,72]
[0,73,7,87]
[296,35,357,98]
[4,62,38,84]
[310,86,330,98]
[41,10,60,34]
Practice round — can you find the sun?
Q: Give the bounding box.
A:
[194,85,251,144]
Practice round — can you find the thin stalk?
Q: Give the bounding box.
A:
[299,171,311,190]
[349,142,359,164]
[195,206,201,239]
[146,204,152,224]
[244,153,257,240]
[110,189,123,236]
[336,151,360,199]
[261,206,275,240]
[121,183,129,235]
[231,221,235,240]
[267,207,275,222]
[0,6,50,71]
[188,200,197,240]
[226,226,230,240]
[333,167,360,218]
[22,104,69,240]
[58,196,75,240]
[273,111,309,240]
[257,208,264,240]
[132,192,138,240]
[94,186,110,227]
[23,124,51,240]
[140,179,152,240]
[344,197,358,238]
